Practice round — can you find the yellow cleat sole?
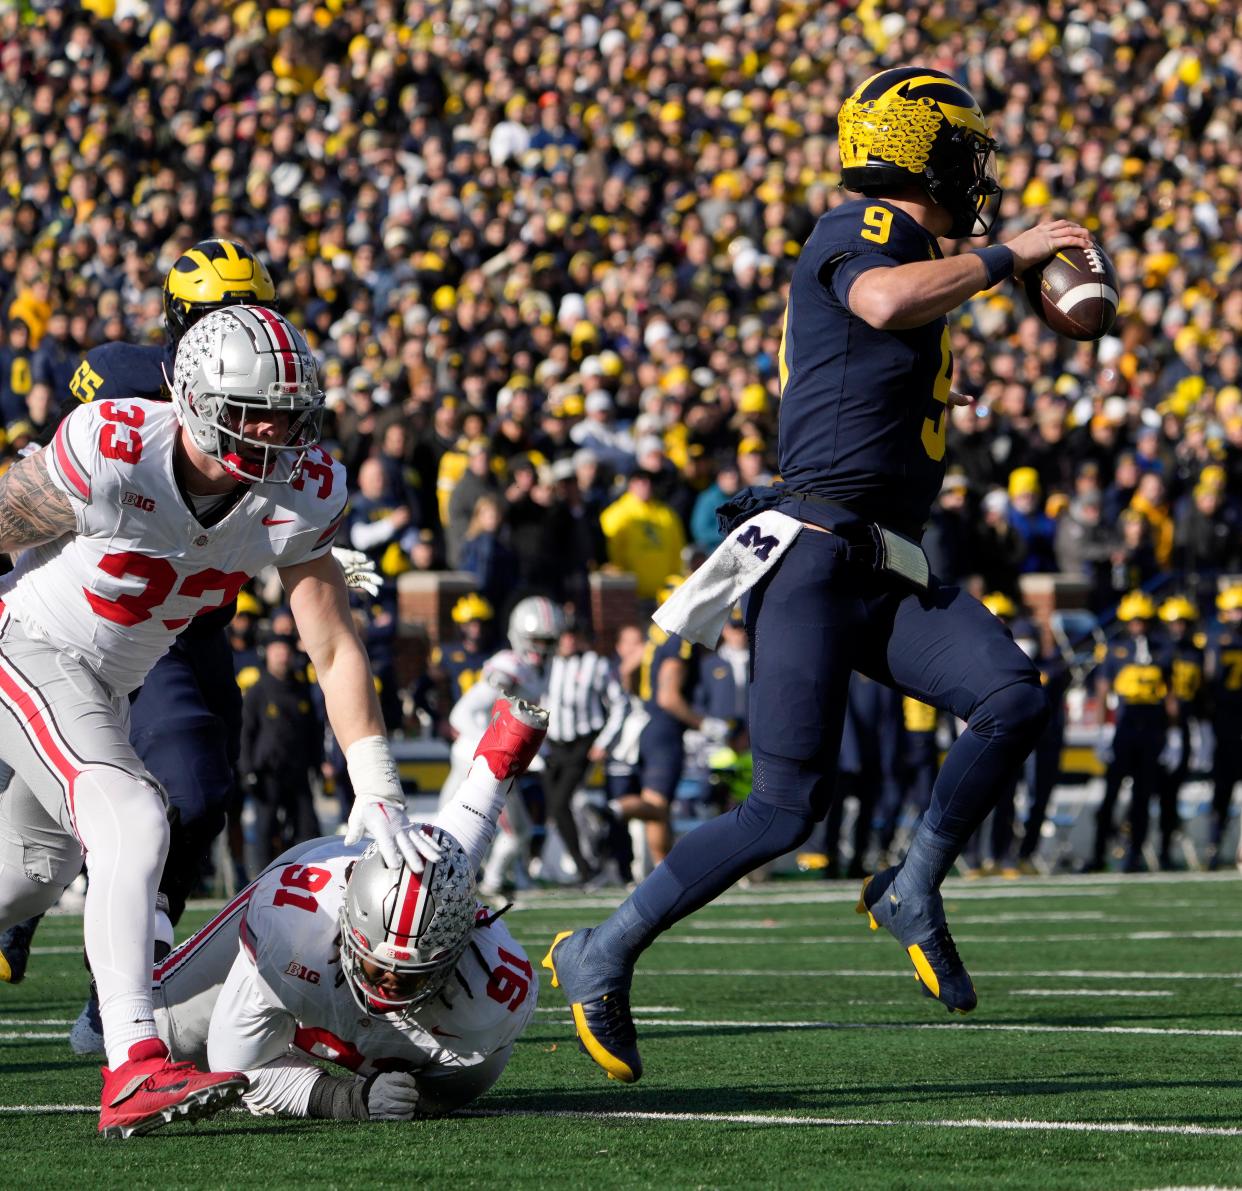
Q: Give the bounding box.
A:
[542,930,639,1084]
[855,876,879,930]
[0,952,10,983]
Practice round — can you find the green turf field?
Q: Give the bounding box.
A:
[3,871,1241,1190]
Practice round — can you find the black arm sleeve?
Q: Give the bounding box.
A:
[305,1072,368,1121]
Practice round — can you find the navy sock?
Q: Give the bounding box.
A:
[589,796,816,972]
[893,826,958,899]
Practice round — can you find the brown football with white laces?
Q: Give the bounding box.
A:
[1022,241,1119,341]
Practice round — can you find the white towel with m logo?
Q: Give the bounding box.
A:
[653,510,804,647]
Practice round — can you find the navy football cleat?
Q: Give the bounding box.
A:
[0,915,41,985]
[857,866,977,1014]
[542,929,643,1083]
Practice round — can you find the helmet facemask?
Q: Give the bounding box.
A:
[189,390,324,484]
[171,305,326,486]
[923,125,1002,238]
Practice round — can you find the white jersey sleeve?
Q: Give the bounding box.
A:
[449,677,504,753]
[43,405,100,526]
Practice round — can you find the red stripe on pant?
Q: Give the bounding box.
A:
[153,886,256,984]
[0,612,82,831]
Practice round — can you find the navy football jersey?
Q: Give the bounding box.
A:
[66,342,171,407]
[777,198,949,536]
[639,626,698,736]
[1098,636,1169,715]
[1206,628,1242,715]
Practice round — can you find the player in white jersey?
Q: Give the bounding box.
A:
[149,696,548,1120]
[442,650,541,896]
[0,306,435,1138]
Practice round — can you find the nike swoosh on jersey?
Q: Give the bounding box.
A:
[262,516,295,525]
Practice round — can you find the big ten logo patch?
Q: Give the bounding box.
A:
[122,490,156,512]
[284,961,321,984]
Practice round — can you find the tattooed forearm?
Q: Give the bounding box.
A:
[0,450,77,552]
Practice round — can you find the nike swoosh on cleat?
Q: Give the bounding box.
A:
[262,516,294,525]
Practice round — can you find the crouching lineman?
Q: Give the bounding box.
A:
[145,697,547,1120]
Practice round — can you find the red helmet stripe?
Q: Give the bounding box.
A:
[391,864,432,944]
[253,306,296,385]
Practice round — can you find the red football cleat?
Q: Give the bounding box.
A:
[474,697,549,780]
[98,1038,249,1139]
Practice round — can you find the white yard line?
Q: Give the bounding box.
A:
[459,1107,1242,1138]
[0,1103,1237,1139]
[662,930,1242,945]
[1009,989,1173,998]
[0,1019,76,1025]
[0,1032,69,1041]
[533,1017,1242,1039]
[675,911,1111,929]
[641,968,1242,980]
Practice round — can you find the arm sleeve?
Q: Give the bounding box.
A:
[825,251,899,306]
[241,1055,329,1118]
[349,515,397,551]
[448,678,495,744]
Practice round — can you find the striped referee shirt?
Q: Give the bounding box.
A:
[545,650,627,747]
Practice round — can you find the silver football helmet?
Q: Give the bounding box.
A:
[339,827,476,1016]
[507,596,566,661]
[170,304,324,484]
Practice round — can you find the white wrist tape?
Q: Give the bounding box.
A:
[345,735,402,803]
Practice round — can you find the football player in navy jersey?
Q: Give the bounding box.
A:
[543,67,1092,1084]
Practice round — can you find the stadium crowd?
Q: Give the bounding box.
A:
[0,0,1240,875]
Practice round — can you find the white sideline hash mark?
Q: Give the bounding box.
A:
[0,1104,1238,1139]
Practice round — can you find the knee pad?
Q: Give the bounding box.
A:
[972,681,1050,751]
[73,768,171,867]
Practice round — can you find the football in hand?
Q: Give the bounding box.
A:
[1022,241,1119,341]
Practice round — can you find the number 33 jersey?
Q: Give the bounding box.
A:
[0,398,346,695]
[777,198,949,538]
[213,839,536,1077]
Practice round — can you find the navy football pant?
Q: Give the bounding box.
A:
[623,530,1048,940]
[130,632,241,923]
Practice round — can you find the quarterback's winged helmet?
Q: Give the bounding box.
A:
[339,828,476,1015]
[170,305,325,484]
[163,238,278,346]
[837,67,1001,238]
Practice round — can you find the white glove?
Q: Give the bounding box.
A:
[699,716,731,744]
[1095,723,1115,767]
[332,547,383,598]
[1157,726,1183,772]
[363,1071,420,1121]
[344,799,443,871]
[343,736,443,870]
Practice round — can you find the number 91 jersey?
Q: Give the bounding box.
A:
[777,198,950,538]
[240,840,537,1076]
[0,398,346,695]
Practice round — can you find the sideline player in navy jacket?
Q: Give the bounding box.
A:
[543,67,1092,1083]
